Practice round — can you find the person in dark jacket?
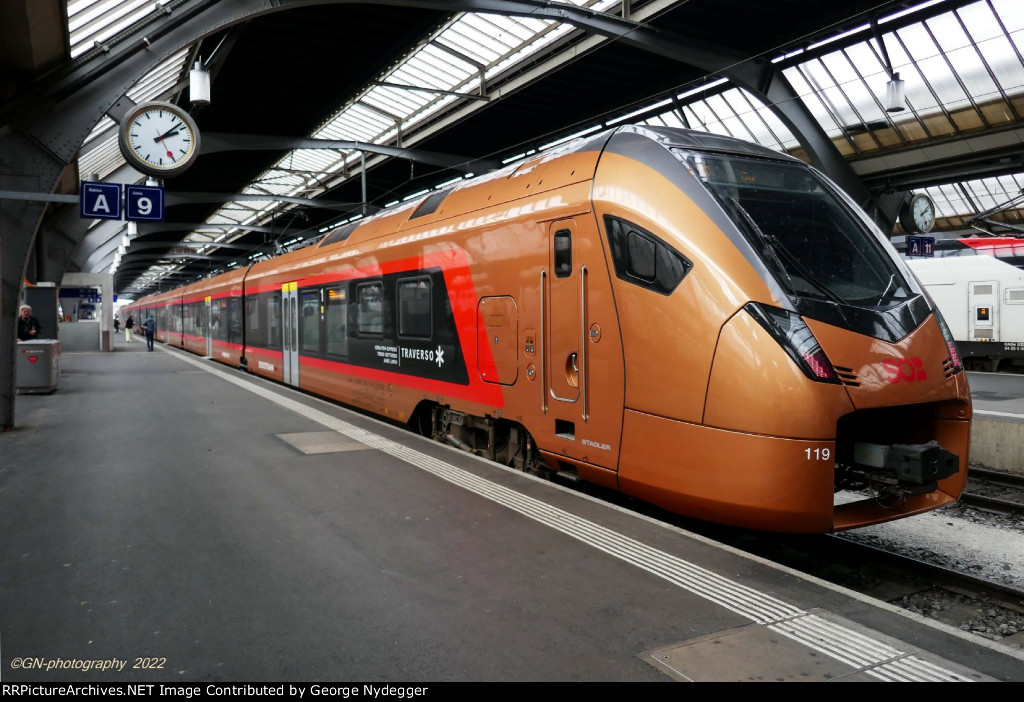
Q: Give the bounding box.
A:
[144,314,156,351]
[125,314,134,343]
[17,305,42,341]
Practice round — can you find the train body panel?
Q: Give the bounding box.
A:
[237,171,627,473]
[134,125,970,533]
[617,410,837,532]
[704,309,855,439]
[591,133,785,425]
[805,314,970,412]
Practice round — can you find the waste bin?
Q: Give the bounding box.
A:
[16,339,61,394]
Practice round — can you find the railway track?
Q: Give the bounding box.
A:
[962,467,1024,517]
[717,529,1024,649]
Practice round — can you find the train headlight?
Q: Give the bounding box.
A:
[744,303,839,384]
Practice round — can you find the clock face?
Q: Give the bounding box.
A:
[118,102,200,177]
[912,194,935,233]
[900,193,935,234]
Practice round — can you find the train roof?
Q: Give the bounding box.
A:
[310,124,800,252]
[614,124,803,163]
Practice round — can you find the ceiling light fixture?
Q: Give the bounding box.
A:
[190,60,211,105]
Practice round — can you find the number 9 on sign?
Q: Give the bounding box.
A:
[125,184,165,222]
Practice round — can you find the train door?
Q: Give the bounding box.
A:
[282,282,300,386]
[204,296,213,357]
[968,280,998,341]
[545,218,597,434]
[547,221,581,408]
[541,216,625,476]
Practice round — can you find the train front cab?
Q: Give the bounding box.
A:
[594,126,970,533]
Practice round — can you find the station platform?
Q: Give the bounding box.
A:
[3,339,1023,683]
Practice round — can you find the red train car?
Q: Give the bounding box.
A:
[142,125,971,533]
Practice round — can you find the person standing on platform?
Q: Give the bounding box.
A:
[125,314,134,343]
[144,314,156,351]
[17,305,42,341]
[114,314,120,334]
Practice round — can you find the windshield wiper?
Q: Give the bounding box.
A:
[722,196,797,295]
[723,195,852,326]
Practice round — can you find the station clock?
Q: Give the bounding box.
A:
[118,101,201,178]
[899,192,936,234]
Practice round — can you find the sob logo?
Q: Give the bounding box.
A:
[881,356,927,383]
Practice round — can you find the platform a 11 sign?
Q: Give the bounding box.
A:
[79,181,164,222]
[907,235,935,257]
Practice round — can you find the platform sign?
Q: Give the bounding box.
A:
[126,184,165,222]
[80,181,122,220]
[907,235,935,257]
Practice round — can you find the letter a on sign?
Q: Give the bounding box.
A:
[79,180,123,220]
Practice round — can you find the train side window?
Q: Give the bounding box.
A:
[245,297,261,346]
[554,230,572,278]
[357,282,384,336]
[212,299,228,341]
[398,277,432,339]
[268,293,282,348]
[326,286,348,356]
[627,232,656,281]
[603,215,692,295]
[227,297,242,345]
[301,290,321,354]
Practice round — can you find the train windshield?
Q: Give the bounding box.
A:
[677,151,912,309]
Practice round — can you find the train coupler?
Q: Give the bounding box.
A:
[853,440,959,488]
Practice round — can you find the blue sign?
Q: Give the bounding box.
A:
[126,184,165,222]
[80,181,122,220]
[908,235,935,257]
[59,287,97,298]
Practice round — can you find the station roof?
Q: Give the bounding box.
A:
[3,0,1022,297]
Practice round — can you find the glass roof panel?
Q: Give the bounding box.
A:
[440,21,506,62]
[461,14,530,52]
[364,85,426,115]
[921,172,1024,221]
[991,0,1022,32]
[783,66,844,137]
[946,43,1000,104]
[67,0,157,58]
[925,10,971,49]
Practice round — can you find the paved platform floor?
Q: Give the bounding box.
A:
[2,340,1023,682]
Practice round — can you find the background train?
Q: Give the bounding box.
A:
[124,124,970,534]
[906,238,1024,373]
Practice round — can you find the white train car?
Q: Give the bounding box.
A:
[906,254,1024,372]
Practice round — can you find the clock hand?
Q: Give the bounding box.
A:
[155,129,174,159]
[153,126,182,143]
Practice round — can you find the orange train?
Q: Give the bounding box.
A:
[124,125,971,533]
